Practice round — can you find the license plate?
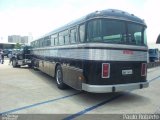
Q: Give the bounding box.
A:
[122,69,133,75]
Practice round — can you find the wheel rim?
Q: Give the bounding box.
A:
[56,69,62,85]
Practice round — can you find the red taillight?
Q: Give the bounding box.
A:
[141,63,147,76]
[102,63,110,78]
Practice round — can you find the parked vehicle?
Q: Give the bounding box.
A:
[3,49,12,57]
[12,46,32,68]
[149,49,159,62]
[30,9,149,93]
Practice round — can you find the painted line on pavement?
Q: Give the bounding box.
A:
[0,92,81,115]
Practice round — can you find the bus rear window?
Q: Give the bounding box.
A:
[87,19,125,43]
[86,19,147,46]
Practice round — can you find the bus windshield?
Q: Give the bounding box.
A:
[86,19,147,46]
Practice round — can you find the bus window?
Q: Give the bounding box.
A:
[87,19,147,46]
[134,32,141,45]
[79,24,85,42]
[144,30,147,45]
[38,39,43,47]
[51,34,58,46]
[36,40,39,48]
[59,35,64,45]
[87,19,101,42]
[46,39,51,46]
[54,38,59,46]
[87,19,125,43]
[63,30,70,45]
[34,41,36,48]
[64,35,70,44]
[37,40,40,48]
[43,36,51,47]
[42,39,45,47]
[51,36,54,46]
[128,23,146,45]
[70,28,76,44]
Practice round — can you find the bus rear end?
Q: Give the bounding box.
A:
[81,17,149,93]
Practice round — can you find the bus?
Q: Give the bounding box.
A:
[31,9,149,93]
[149,49,159,62]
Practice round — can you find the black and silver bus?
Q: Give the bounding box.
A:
[31,9,149,93]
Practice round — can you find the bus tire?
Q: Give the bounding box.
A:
[56,65,67,89]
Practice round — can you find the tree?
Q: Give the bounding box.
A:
[14,43,21,49]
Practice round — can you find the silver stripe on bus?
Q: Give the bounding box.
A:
[32,49,147,61]
[33,43,148,51]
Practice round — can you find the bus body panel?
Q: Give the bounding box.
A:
[31,45,147,90]
[84,61,147,85]
[62,65,83,90]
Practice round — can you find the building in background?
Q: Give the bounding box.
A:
[28,32,33,45]
[8,35,28,44]
[21,36,28,44]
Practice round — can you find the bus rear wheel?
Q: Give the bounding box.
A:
[56,65,67,89]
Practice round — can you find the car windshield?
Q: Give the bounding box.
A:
[86,19,147,46]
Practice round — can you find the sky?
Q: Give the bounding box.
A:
[0,0,159,49]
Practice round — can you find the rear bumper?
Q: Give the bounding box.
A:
[82,82,149,93]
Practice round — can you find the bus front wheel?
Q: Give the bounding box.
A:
[56,65,67,89]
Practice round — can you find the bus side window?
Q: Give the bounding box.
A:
[51,34,58,46]
[46,38,51,46]
[54,37,59,46]
[43,36,51,47]
[51,35,55,46]
[64,35,70,44]
[35,40,38,48]
[59,31,67,45]
[79,24,85,42]
[37,40,40,48]
[59,35,64,45]
[42,39,45,47]
[70,28,76,44]
[63,30,70,45]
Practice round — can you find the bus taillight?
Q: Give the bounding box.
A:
[102,63,110,78]
[141,63,147,76]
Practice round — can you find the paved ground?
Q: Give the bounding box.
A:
[0,58,160,120]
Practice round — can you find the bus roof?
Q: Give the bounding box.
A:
[34,9,146,41]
